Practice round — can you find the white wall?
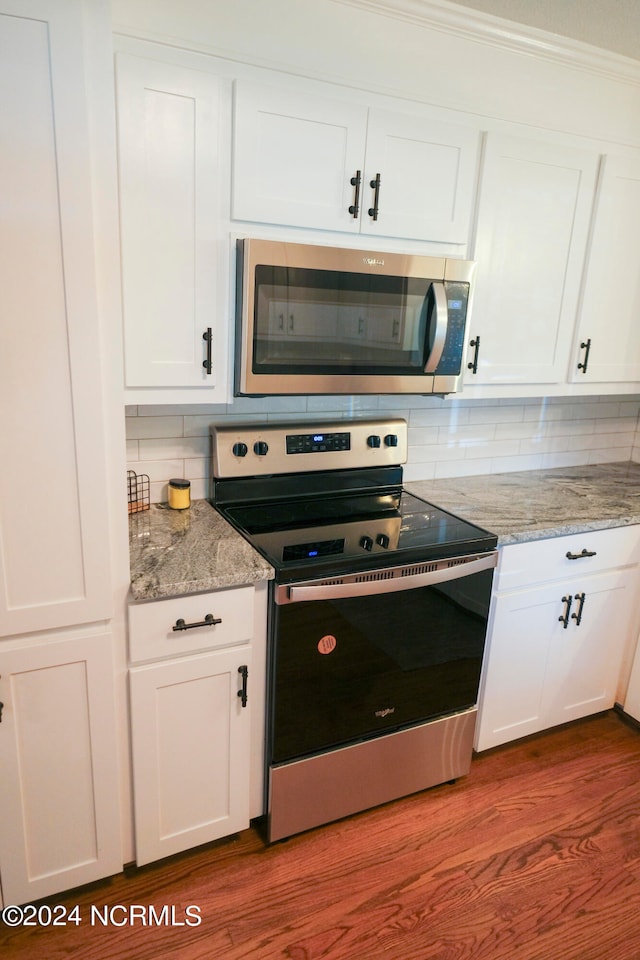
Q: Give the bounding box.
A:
[126,395,640,503]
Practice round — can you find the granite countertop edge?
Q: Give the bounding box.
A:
[129,462,640,600]
[129,499,274,602]
[406,460,640,548]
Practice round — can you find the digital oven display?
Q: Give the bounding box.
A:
[286,432,351,455]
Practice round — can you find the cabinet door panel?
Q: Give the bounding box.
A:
[116,54,225,390]
[571,156,640,384]
[363,109,479,242]
[130,647,252,865]
[542,568,635,723]
[0,4,112,635]
[475,588,556,751]
[0,635,121,905]
[232,81,367,231]
[467,135,599,385]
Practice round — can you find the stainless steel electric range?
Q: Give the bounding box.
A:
[210,418,497,842]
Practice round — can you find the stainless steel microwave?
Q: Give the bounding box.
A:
[235,239,475,396]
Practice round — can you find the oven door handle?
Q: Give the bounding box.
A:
[278,552,498,604]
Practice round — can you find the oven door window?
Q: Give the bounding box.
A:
[270,569,492,765]
[253,265,433,375]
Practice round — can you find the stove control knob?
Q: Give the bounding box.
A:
[376,533,390,549]
[232,442,248,458]
[384,434,399,448]
[360,535,374,552]
[367,435,381,448]
[253,440,269,457]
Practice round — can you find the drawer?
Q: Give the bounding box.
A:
[129,586,254,663]
[495,525,640,592]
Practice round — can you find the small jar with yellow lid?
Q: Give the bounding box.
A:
[168,478,191,510]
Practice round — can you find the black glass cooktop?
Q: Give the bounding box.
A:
[220,487,497,583]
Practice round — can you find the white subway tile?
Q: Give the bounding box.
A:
[489,453,545,473]
[403,461,436,482]
[125,416,184,440]
[410,406,470,428]
[434,458,493,479]
[467,404,524,425]
[139,436,209,460]
[126,459,184,482]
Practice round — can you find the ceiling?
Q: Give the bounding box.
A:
[447,0,640,61]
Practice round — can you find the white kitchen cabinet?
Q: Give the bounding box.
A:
[232,81,479,243]
[476,527,640,751]
[0,633,122,906]
[115,53,230,401]
[0,0,113,636]
[570,155,640,385]
[465,134,599,387]
[128,587,258,866]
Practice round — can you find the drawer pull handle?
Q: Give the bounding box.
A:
[237,665,249,708]
[0,700,3,723]
[558,594,573,629]
[173,614,222,632]
[566,549,597,560]
[571,592,586,626]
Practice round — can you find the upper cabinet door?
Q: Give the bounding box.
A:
[362,109,479,242]
[116,54,228,394]
[570,155,640,384]
[466,134,599,386]
[232,81,368,232]
[232,82,479,244]
[0,1,112,636]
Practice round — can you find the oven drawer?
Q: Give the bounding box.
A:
[129,586,254,664]
[495,526,640,592]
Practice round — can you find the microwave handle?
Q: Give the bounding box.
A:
[423,281,448,374]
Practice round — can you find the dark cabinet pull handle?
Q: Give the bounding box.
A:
[0,701,3,723]
[368,173,381,221]
[577,338,591,374]
[566,548,597,560]
[237,665,248,708]
[348,170,361,218]
[173,613,222,632]
[467,336,480,374]
[558,594,573,629]
[571,592,586,626]
[202,327,213,374]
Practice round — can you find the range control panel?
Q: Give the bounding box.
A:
[211,419,408,479]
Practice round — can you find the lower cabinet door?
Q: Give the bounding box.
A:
[476,567,636,751]
[130,647,252,866]
[0,634,122,906]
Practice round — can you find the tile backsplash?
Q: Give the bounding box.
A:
[125,394,640,504]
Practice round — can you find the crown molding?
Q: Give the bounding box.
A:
[331,0,640,85]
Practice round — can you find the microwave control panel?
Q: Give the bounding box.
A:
[434,281,470,376]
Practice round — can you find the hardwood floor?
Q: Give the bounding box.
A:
[2,710,640,960]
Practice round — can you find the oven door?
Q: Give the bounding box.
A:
[269,552,497,765]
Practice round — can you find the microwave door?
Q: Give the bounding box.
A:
[423,281,448,373]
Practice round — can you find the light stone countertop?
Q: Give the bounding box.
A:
[129,462,640,600]
[129,499,274,601]
[407,461,640,546]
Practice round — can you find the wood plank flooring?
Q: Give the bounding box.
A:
[2,710,639,960]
